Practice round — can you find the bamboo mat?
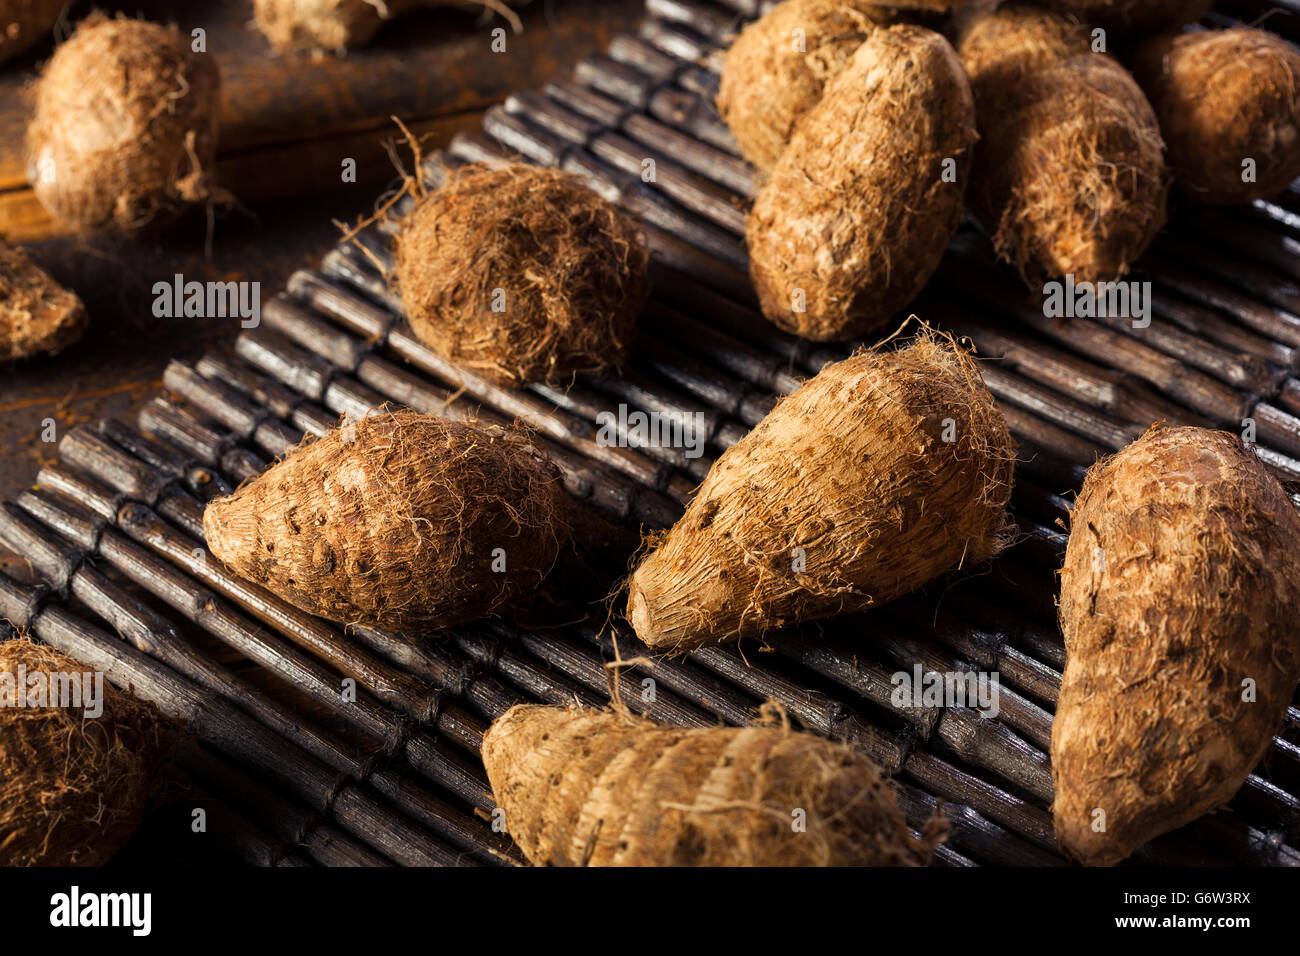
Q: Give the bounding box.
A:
[3,0,1300,866]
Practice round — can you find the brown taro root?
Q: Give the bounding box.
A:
[252,0,521,52]
[1134,28,1300,205]
[626,333,1015,654]
[1028,0,1211,32]
[957,3,1086,84]
[0,638,167,866]
[483,704,942,866]
[394,163,650,388]
[747,25,976,341]
[203,410,571,631]
[958,4,1167,283]
[874,0,976,6]
[717,0,896,175]
[26,13,221,234]
[0,0,65,64]
[1,239,85,360]
[1055,426,1300,866]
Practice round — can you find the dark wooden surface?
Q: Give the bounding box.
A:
[0,0,646,237]
[0,0,644,580]
[6,0,1298,870]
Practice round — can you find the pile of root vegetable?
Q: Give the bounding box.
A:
[726,0,1300,337]
[213,0,1298,869]
[4,0,1300,870]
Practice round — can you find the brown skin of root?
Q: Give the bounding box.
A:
[957,4,1167,284]
[857,0,981,8]
[253,0,399,51]
[252,0,518,52]
[747,25,977,341]
[1055,426,1300,866]
[1134,28,1300,206]
[1030,0,1210,33]
[483,704,943,866]
[0,0,65,64]
[717,0,896,176]
[956,3,1088,96]
[0,638,168,867]
[626,332,1016,654]
[0,239,86,360]
[202,409,572,631]
[25,13,222,234]
[394,163,650,388]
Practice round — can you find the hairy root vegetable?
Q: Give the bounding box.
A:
[0,638,167,866]
[26,13,222,234]
[1028,0,1210,32]
[483,704,942,866]
[203,409,571,631]
[873,0,977,6]
[394,163,649,387]
[627,332,1015,654]
[1,239,85,360]
[0,0,65,64]
[1055,425,1300,866]
[717,0,896,175]
[957,3,1086,85]
[747,25,976,340]
[958,4,1167,282]
[252,0,521,52]
[1134,27,1300,205]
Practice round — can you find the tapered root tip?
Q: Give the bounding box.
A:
[627,569,707,653]
[1054,815,1126,868]
[201,497,243,567]
[482,704,579,799]
[627,584,654,645]
[201,503,222,554]
[627,579,683,651]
